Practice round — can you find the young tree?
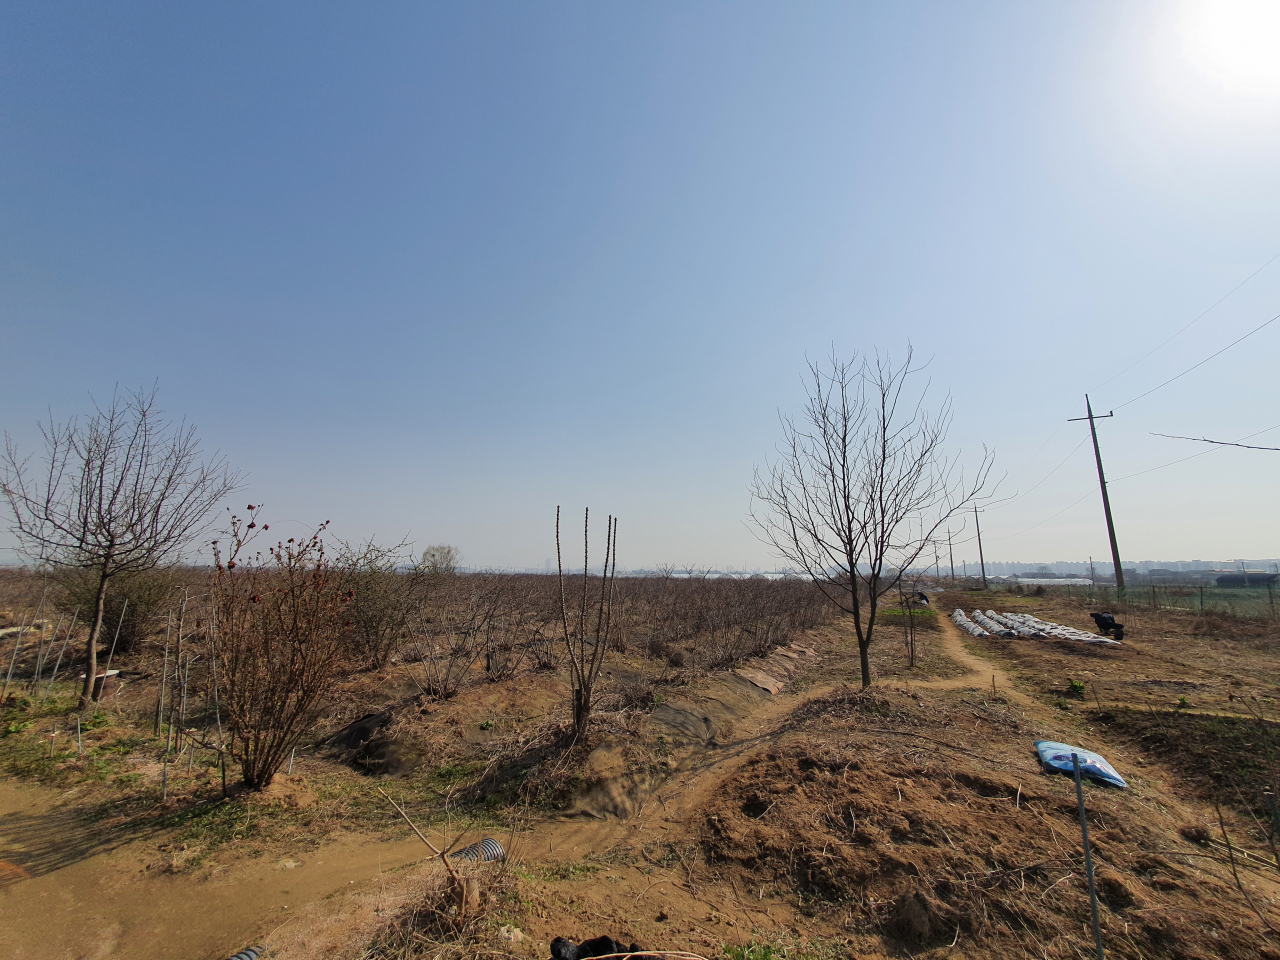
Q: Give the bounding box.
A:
[1,387,241,708]
[556,507,618,738]
[749,349,991,688]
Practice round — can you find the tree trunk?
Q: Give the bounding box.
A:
[80,568,110,709]
[573,687,589,737]
[858,640,871,689]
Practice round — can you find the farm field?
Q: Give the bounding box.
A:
[2,576,1279,960]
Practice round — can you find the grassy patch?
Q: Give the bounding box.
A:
[874,607,939,631]
[521,858,602,882]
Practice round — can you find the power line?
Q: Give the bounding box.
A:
[1151,428,1280,452]
[1001,421,1068,488]
[1002,438,1088,507]
[1110,422,1280,481]
[1003,259,1280,519]
[985,491,1095,543]
[1093,250,1280,391]
[974,421,1280,549]
[1113,311,1280,411]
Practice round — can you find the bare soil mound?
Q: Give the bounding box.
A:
[699,686,1278,958]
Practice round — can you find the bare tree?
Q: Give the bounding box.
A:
[2,387,241,707]
[405,573,497,700]
[556,507,618,738]
[422,544,461,575]
[750,349,992,688]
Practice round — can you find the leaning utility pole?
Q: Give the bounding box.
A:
[1070,396,1125,597]
[974,505,987,589]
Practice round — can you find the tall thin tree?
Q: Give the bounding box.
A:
[556,507,618,737]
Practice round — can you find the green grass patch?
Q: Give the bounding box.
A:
[874,606,939,630]
[521,858,602,882]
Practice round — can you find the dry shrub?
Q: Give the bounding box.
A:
[355,859,521,960]
[471,713,583,807]
[0,568,54,622]
[56,564,182,654]
[337,538,434,669]
[624,574,834,672]
[597,673,664,712]
[405,574,560,698]
[213,510,351,790]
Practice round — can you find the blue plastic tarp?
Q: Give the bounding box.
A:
[1034,740,1127,788]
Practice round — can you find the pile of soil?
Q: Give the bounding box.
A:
[699,686,1279,958]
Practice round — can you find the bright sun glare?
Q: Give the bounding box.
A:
[1178,0,1280,98]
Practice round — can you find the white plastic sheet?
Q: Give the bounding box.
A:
[952,608,989,637]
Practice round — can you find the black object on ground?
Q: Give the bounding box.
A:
[550,934,657,959]
[1090,612,1125,642]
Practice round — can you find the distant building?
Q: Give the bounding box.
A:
[1216,572,1279,588]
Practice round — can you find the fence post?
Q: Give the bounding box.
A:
[1073,753,1106,960]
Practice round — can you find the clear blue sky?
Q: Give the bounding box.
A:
[3,1,1278,570]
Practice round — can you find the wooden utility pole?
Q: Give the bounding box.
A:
[974,505,987,589]
[948,530,955,583]
[1071,396,1125,597]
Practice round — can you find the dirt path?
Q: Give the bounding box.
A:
[0,778,430,960]
[907,612,1038,707]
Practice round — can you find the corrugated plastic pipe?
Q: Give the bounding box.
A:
[450,837,506,862]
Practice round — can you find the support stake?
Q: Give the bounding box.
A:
[1072,753,1105,960]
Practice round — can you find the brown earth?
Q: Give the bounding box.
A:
[4,589,1280,959]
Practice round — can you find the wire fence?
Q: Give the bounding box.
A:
[934,579,1277,621]
[1052,583,1278,621]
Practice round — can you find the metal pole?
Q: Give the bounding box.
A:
[42,608,79,703]
[30,612,63,693]
[156,612,170,737]
[1072,753,1106,960]
[974,505,987,590]
[98,598,127,698]
[2,613,32,702]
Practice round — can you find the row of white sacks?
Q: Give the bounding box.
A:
[951,609,1121,646]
